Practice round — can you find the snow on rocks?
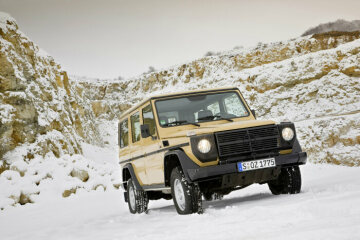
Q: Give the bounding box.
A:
[297,112,360,166]
[80,34,360,167]
[0,12,112,210]
[0,140,120,210]
[0,11,105,160]
[0,12,17,33]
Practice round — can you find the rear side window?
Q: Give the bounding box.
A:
[131,112,141,143]
[142,104,156,136]
[119,119,129,148]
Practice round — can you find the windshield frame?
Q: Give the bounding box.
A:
[154,90,251,128]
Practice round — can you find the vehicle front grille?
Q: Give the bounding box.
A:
[215,125,280,158]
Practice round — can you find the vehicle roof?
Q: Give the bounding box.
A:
[119,87,238,120]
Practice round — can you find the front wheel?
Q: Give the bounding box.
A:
[127,179,148,214]
[268,166,302,195]
[170,167,202,215]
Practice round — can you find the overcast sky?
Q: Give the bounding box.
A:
[1,0,359,79]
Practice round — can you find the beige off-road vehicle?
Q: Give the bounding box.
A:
[118,87,307,214]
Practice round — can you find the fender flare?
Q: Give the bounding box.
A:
[164,149,199,185]
[292,137,303,153]
[122,163,142,190]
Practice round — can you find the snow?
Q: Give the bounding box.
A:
[1,163,360,240]
[92,37,360,124]
[1,11,111,209]
[0,135,121,210]
[72,35,360,167]
[1,11,360,238]
[4,118,357,239]
[0,12,17,33]
[0,103,15,124]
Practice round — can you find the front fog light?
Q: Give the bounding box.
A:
[197,139,211,153]
[282,127,294,141]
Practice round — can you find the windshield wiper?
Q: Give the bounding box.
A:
[215,116,234,122]
[198,114,234,122]
[164,120,200,127]
[197,116,214,121]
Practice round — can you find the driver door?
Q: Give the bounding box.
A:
[141,104,164,185]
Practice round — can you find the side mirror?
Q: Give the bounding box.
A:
[251,109,256,119]
[140,124,151,138]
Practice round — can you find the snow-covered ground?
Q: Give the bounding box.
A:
[1,119,359,239]
[1,163,360,240]
[1,11,360,239]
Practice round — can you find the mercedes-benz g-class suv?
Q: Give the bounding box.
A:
[118,87,307,215]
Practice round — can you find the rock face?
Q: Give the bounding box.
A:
[73,77,131,120]
[80,31,360,119]
[81,32,360,166]
[302,19,360,36]
[0,13,102,162]
[0,12,117,209]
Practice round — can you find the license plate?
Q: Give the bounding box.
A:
[237,158,276,172]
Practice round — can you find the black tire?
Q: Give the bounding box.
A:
[170,167,202,215]
[127,179,148,214]
[268,166,302,195]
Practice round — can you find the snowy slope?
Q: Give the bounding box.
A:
[78,36,360,166]
[1,10,360,215]
[1,115,360,238]
[1,163,360,240]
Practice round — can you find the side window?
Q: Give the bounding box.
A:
[142,104,156,136]
[119,119,129,148]
[131,112,141,143]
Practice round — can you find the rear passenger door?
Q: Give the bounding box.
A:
[130,111,147,185]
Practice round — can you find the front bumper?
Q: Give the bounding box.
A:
[187,152,307,182]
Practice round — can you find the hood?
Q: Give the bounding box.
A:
[164,119,276,139]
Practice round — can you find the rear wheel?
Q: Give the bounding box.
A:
[127,179,148,214]
[170,167,202,215]
[268,166,301,195]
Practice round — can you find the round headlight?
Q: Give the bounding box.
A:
[197,139,211,154]
[282,127,294,141]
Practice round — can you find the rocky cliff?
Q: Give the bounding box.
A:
[80,31,360,166]
[0,13,104,161]
[0,12,118,209]
[302,19,360,36]
[79,31,360,119]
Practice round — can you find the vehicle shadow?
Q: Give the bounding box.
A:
[148,192,277,214]
[204,192,276,210]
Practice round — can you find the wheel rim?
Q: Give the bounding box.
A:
[129,184,136,211]
[174,179,186,211]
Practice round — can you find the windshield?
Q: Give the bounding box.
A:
[155,91,249,127]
